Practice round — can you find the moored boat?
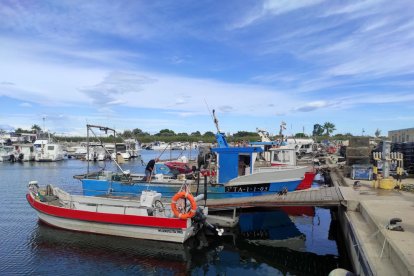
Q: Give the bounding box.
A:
[26,181,207,243]
[12,144,35,162]
[77,120,307,199]
[0,143,13,162]
[34,136,65,162]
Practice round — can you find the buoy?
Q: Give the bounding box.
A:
[171,191,197,220]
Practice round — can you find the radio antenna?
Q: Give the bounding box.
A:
[204,99,221,133]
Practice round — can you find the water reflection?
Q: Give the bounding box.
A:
[198,207,342,275]
[27,207,344,275]
[0,154,351,275]
[30,221,195,275]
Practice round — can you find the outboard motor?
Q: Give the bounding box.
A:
[193,207,224,236]
[18,153,24,162]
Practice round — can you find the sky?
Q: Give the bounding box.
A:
[1,0,414,137]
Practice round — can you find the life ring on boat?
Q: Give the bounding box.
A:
[171,191,197,220]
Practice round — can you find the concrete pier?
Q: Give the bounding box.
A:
[331,165,414,276]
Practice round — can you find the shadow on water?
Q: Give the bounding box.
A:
[30,221,196,275]
[193,207,351,276]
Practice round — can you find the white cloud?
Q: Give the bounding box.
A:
[230,0,325,29]
[19,102,32,107]
[1,1,414,135]
[294,101,331,112]
[263,0,325,15]
[0,2,156,42]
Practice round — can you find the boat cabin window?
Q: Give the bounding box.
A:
[238,154,251,176]
[273,150,291,163]
[48,146,54,150]
[115,144,127,152]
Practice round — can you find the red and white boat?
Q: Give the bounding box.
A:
[26,182,206,243]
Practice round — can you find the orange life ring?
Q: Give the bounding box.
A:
[171,191,197,220]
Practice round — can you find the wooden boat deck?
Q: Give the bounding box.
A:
[205,186,344,208]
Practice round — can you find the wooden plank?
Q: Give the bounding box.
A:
[309,190,314,201]
[322,187,328,197]
[315,189,322,201]
[205,186,343,208]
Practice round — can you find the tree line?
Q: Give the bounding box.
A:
[8,122,382,144]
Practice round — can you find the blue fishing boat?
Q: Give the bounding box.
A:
[76,122,306,199]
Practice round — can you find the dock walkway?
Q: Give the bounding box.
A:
[329,159,414,276]
[206,186,343,207]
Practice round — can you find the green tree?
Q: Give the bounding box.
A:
[15,128,24,134]
[132,128,143,136]
[122,130,133,138]
[375,128,381,138]
[191,131,201,136]
[156,129,176,136]
[312,124,324,136]
[333,133,346,139]
[31,124,42,133]
[177,132,189,136]
[203,131,215,137]
[323,122,336,136]
[233,131,258,138]
[131,128,150,136]
[295,133,306,138]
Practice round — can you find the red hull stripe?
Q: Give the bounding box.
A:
[296,172,316,190]
[26,194,188,229]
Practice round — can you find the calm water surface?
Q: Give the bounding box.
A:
[0,150,352,275]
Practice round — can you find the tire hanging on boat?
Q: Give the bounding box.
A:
[171,191,197,220]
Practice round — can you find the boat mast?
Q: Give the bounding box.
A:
[87,125,90,174]
[212,110,228,148]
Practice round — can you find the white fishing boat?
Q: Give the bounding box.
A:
[33,133,67,162]
[66,144,88,159]
[124,139,141,158]
[110,143,131,161]
[85,146,108,161]
[0,144,12,162]
[34,134,65,162]
[26,182,210,243]
[12,144,35,161]
[151,141,171,151]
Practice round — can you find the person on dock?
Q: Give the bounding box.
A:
[144,158,159,182]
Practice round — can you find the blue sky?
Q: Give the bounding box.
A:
[1,0,414,137]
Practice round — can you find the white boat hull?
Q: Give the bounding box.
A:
[36,212,194,243]
[27,187,200,243]
[35,153,64,162]
[0,154,10,162]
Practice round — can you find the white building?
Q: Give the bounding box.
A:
[388,128,414,143]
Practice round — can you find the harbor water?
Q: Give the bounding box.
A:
[0,150,352,275]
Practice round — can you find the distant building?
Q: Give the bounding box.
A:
[19,133,37,143]
[388,128,414,143]
[0,132,37,143]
